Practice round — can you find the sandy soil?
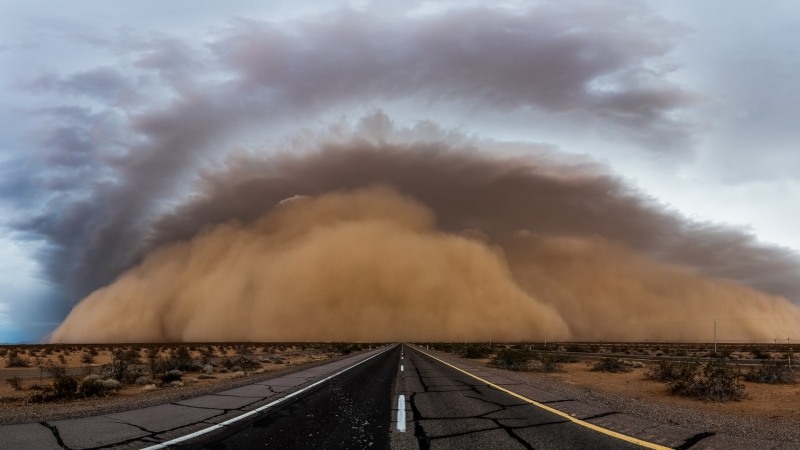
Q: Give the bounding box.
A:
[0,343,355,422]
[544,361,800,422]
[465,355,800,424]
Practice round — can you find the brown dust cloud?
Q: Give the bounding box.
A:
[50,138,800,343]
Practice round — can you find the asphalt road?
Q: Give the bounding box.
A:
[1,345,782,449]
[182,345,400,449]
[392,346,645,450]
[180,345,648,449]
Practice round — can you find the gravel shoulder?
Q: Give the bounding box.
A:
[445,353,800,444]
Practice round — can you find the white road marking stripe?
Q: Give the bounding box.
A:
[401,364,404,371]
[142,346,393,449]
[397,395,406,432]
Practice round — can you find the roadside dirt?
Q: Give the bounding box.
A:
[0,343,357,423]
[545,361,800,422]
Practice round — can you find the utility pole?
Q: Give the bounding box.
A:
[544,331,547,349]
[713,320,717,354]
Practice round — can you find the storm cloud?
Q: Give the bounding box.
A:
[52,121,800,341]
[2,1,800,342]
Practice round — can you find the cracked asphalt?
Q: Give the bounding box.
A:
[391,346,644,450]
[3,344,781,449]
[183,346,399,449]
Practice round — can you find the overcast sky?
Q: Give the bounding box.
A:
[1,0,800,342]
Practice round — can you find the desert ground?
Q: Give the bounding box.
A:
[2,341,799,438]
[423,342,800,442]
[0,342,367,423]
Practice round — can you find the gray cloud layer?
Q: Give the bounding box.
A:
[147,122,800,303]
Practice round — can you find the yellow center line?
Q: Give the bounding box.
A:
[414,347,671,450]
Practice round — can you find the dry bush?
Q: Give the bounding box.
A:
[589,357,632,373]
[5,376,23,391]
[646,360,700,382]
[533,351,575,372]
[461,345,493,359]
[5,350,30,368]
[491,349,534,371]
[744,358,796,384]
[648,359,745,402]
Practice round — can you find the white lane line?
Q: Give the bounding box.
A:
[143,346,394,449]
[396,395,406,432]
[401,364,404,372]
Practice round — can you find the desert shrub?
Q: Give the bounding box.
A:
[81,375,122,397]
[52,375,79,399]
[646,360,700,383]
[462,345,492,359]
[202,364,214,374]
[166,346,194,371]
[40,360,78,399]
[590,357,633,373]
[80,375,104,397]
[751,349,771,360]
[531,352,575,372]
[744,359,796,384]
[146,348,165,376]
[428,343,456,353]
[162,369,182,383]
[5,350,30,368]
[566,344,588,353]
[658,359,745,401]
[100,350,129,382]
[5,376,23,390]
[333,342,352,354]
[81,352,95,364]
[236,346,253,355]
[122,347,141,364]
[222,356,261,371]
[100,378,121,391]
[491,349,534,371]
[135,376,153,385]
